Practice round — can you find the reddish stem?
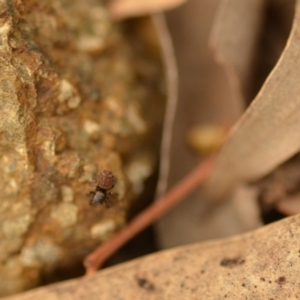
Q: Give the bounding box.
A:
[84,157,215,275]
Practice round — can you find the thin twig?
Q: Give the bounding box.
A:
[84,156,215,275]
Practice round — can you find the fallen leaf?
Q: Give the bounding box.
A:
[155,0,242,249]
[157,184,261,248]
[108,0,187,20]
[4,213,300,299]
[207,0,300,198]
[256,154,300,216]
[210,0,266,105]
[276,195,300,215]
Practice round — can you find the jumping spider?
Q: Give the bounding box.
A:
[89,170,117,207]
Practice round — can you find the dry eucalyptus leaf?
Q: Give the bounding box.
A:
[155,0,241,249]
[257,154,300,216]
[4,214,300,300]
[108,0,187,20]
[276,196,300,216]
[210,0,266,105]
[157,184,262,249]
[207,0,300,198]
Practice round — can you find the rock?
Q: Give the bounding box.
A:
[0,0,164,295]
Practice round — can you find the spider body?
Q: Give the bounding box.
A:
[89,170,117,207]
[97,169,116,190]
[90,189,106,206]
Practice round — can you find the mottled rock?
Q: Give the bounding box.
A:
[0,0,164,296]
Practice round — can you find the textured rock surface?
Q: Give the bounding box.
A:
[0,0,164,296]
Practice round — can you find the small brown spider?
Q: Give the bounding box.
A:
[89,170,117,207]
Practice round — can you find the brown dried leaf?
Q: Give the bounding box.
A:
[157,184,262,248]
[210,0,266,104]
[156,0,242,249]
[276,195,300,215]
[207,0,300,197]
[257,154,300,216]
[108,0,187,20]
[4,214,300,299]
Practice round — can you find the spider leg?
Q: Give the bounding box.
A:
[105,192,117,208]
[87,190,95,197]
